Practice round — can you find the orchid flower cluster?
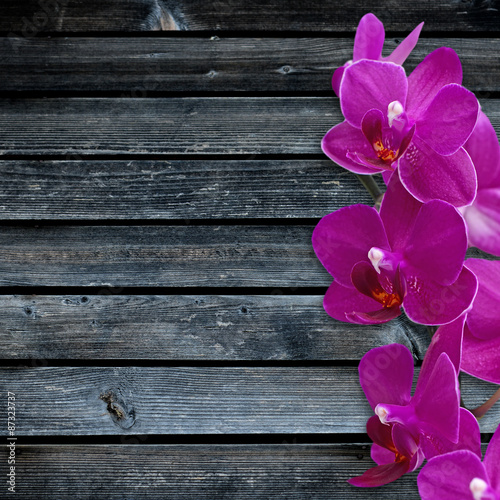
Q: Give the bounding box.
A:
[312,14,500,497]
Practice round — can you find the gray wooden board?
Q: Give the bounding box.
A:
[0,160,373,219]
[2,444,424,499]
[0,225,327,287]
[0,97,499,156]
[0,295,430,360]
[0,0,499,32]
[1,37,499,92]
[0,366,498,435]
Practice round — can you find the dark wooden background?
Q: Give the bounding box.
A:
[0,1,499,498]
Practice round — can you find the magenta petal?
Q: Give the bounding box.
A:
[348,461,410,488]
[399,138,477,207]
[421,407,482,460]
[359,343,414,410]
[367,416,394,455]
[413,352,460,444]
[403,266,478,325]
[418,450,488,500]
[392,424,419,460]
[323,280,389,325]
[340,60,407,128]
[464,111,500,189]
[463,188,500,257]
[384,22,424,65]
[379,172,423,251]
[406,47,463,120]
[465,259,500,340]
[404,199,468,286]
[353,13,385,61]
[416,84,479,155]
[322,121,385,175]
[312,205,389,287]
[484,424,500,492]
[370,443,395,466]
[331,66,345,96]
[419,315,465,393]
[462,323,500,384]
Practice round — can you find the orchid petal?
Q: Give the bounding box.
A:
[462,323,500,384]
[416,84,478,155]
[379,172,423,252]
[463,188,500,257]
[392,424,420,465]
[323,280,393,325]
[403,266,478,326]
[484,424,500,493]
[421,407,482,460]
[418,450,488,500]
[348,461,410,488]
[412,352,460,444]
[406,47,463,120]
[464,110,500,189]
[353,13,385,61]
[359,343,414,410]
[399,138,477,207]
[404,199,468,286]
[384,22,424,65]
[465,259,500,340]
[331,66,345,97]
[370,443,395,465]
[340,60,407,128]
[322,121,385,174]
[312,205,389,288]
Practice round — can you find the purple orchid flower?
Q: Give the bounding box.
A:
[461,111,500,257]
[350,338,481,487]
[418,422,500,499]
[332,13,424,96]
[312,172,477,326]
[323,47,479,207]
[446,258,500,385]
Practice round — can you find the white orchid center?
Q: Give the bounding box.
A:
[470,477,488,500]
[388,100,404,127]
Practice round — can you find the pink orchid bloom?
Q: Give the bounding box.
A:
[323,47,479,207]
[350,339,481,487]
[462,111,500,257]
[312,172,477,325]
[332,13,424,96]
[418,422,500,499]
[438,259,500,384]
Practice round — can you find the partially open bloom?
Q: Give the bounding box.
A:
[312,173,477,325]
[418,422,500,499]
[462,111,500,256]
[332,13,424,96]
[350,339,481,487]
[323,47,479,206]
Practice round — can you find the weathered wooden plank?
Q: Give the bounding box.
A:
[1,37,499,93]
[0,367,498,435]
[0,225,328,287]
[0,37,500,97]
[0,0,178,33]
[0,160,372,219]
[7,444,421,499]
[0,0,499,32]
[0,295,429,360]
[1,97,499,156]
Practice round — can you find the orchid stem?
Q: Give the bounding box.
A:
[470,386,500,420]
[355,174,383,205]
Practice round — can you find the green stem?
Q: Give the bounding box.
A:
[355,174,383,204]
[470,386,500,420]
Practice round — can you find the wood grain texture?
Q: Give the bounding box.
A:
[0,160,372,219]
[6,444,422,499]
[0,0,499,32]
[1,367,498,435]
[0,295,430,360]
[0,225,328,287]
[2,37,499,92]
[0,97,499,156]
